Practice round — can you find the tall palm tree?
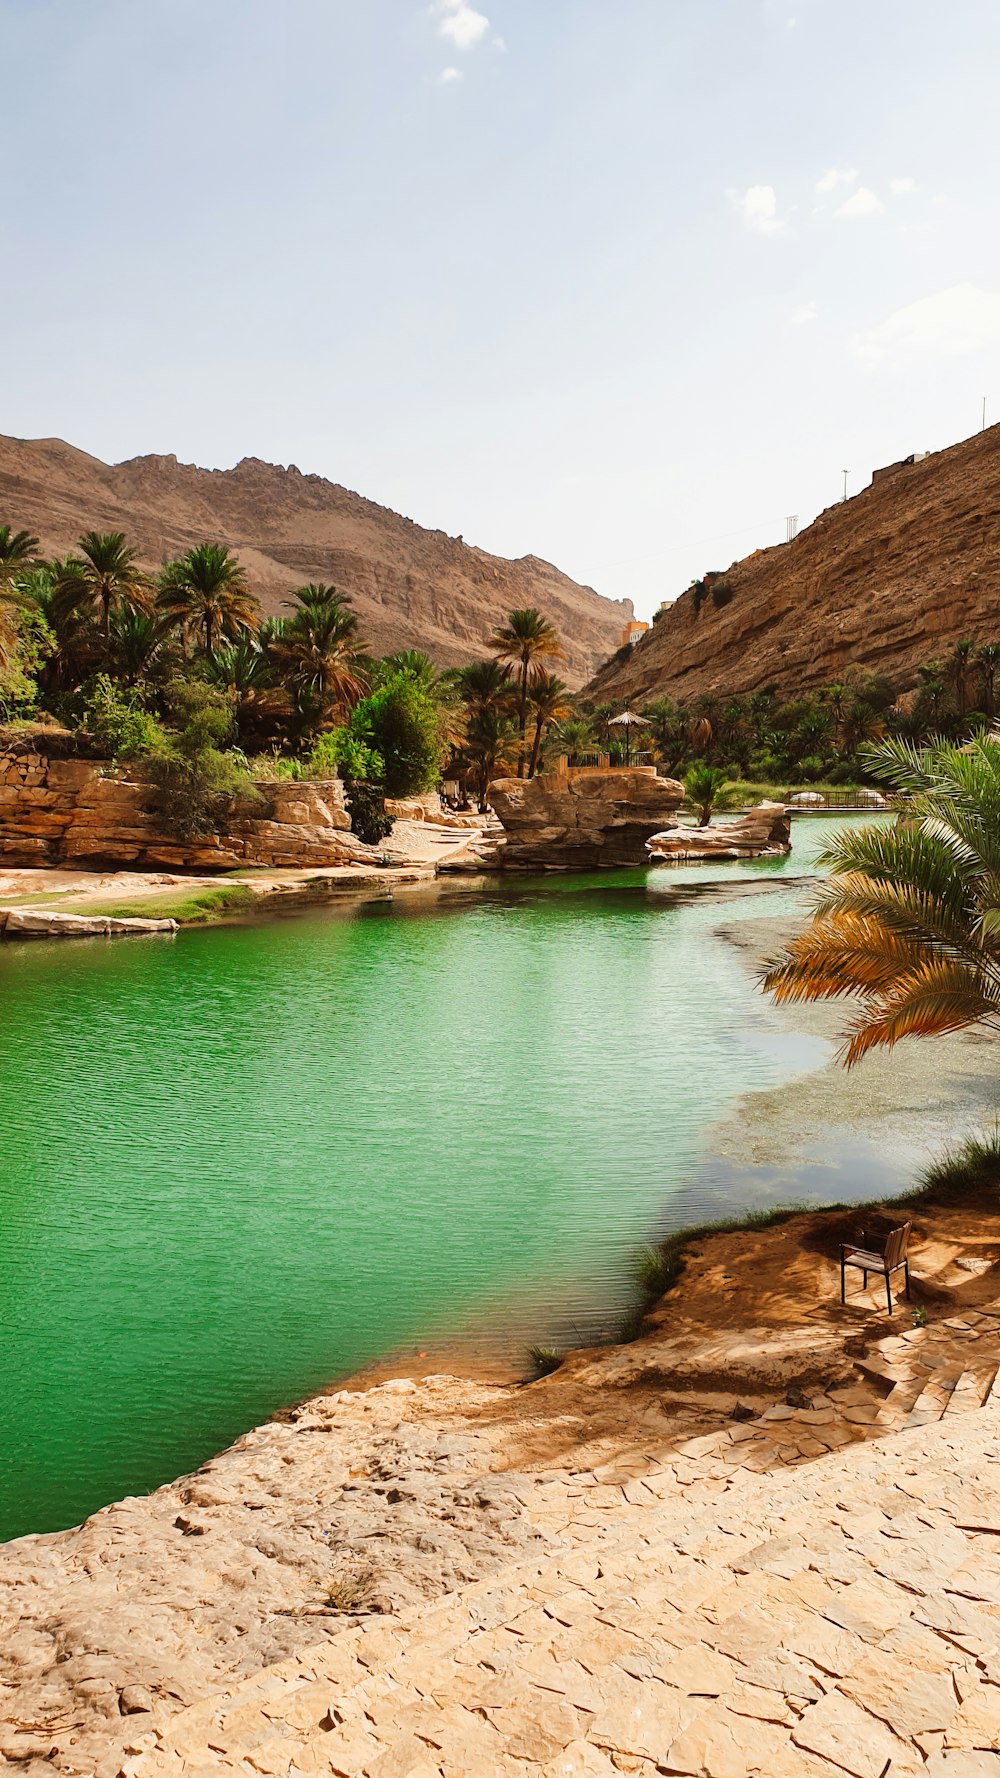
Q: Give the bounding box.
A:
[763,735,1000,1065]
[207,637,284,746]
[26,562,100,693]
[462,705,519,811]
[488,609,562,776]
[53,531,152,664]
[157,544,259,658]
[109,609,166,685]
[0,526,38,669]
[268,584,368,728]
[526,674,573,778]
[978,643,1000,719]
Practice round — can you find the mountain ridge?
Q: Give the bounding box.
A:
[0,435,631,686]
[586,422,1000,707]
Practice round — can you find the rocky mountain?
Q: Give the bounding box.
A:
[587,422,1000,706]
[0,435,631,687]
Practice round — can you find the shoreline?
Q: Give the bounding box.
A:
[3,1174,998,1772]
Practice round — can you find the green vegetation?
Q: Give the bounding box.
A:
[526,1344,564,1378]
[917,1129,1000,1195]
[95,883,259,924]
[764,735,1000,1063]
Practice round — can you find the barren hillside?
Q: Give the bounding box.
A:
[587,422,1000,705]
[0,436,631,686]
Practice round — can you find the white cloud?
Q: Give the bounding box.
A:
[439,65,463,82]
[791,301,818,324]
[737,185,783,235]
[433,1,490,51]
[816,166,858,194]
[890,176,917,195]
[835,185,884,218]
[853,283,1000,365]
[491,34,506,51]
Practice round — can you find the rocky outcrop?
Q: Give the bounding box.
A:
[647,801,791,860]
[489,767,685,869]
[0,434,632,685]
[0,749,380,872]
[0,908,178,939]
[588,422,1000,704]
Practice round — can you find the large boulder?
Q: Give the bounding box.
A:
[489,768,685,870]
[646,800,791,861]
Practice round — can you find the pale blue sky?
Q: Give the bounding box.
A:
[4,0,1000,616]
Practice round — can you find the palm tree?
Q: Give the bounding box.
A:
[207,637,284,746]
[948,638,976,719]
[26,562,100,693]
[157,544,259,658]
[462,705,519,811]
[488,608,562,776]
[380,649,440,689]
[684,762,731,827]
[525,674,573,778]
[553,716,596,766]
[268,584,368,729]
[109,609,166,685]
[0,526,38,669]
[916,661,946,725]
[978,643,1000,719]
[762,735,1000,1065]
[643,698,688,775]
[52,531,153,664]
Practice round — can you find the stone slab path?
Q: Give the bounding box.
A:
[126,1398,1000,1778]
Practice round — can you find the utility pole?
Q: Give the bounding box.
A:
[983,397,988,431]
[786,515,798,542]
[842,469,849,502]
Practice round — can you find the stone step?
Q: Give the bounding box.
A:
[902,1362,965,1428]
[943,1364,998,1415]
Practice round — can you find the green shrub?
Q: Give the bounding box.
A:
[305,728,385,784]
[349,671,441,797]
[139,679,258,840]
[918,1130,1000,1195]
[82,673,164,759]
[343,777,394,847]
[526,1344,564,1378]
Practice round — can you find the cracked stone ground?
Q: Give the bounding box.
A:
[2,1193,999,1777]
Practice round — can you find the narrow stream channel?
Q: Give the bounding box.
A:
[1,815,995,1539]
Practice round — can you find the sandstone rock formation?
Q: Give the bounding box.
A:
[646,801,791,860]
[489,767,684,869]
[0,746,379,872]
[0,908,178,939]
[0,434,632,685]
[588,422,1000,704]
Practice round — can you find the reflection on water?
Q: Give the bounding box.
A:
[0,815,992,1537]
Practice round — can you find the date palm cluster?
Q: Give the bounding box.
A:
[0,524,368,743]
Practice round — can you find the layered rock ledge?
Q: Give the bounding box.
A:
[490,767,685,869]
[0,748,378,873]
[646,801,792,861]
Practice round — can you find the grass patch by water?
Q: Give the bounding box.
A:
[91,884,258,925]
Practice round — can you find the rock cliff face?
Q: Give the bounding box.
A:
[0,748,378,872]
[489,767,684,869]
[0,434,631,686]
[588,423,1000,705]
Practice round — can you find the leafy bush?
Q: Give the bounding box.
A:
[349,671,441,797]
[526,1345,564,1378]
[343,777,394,847]
[82,673,164,759]
[305,727,385,784]
[139,679,258,839]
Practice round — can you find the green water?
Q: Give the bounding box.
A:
[0,816,963,1540]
